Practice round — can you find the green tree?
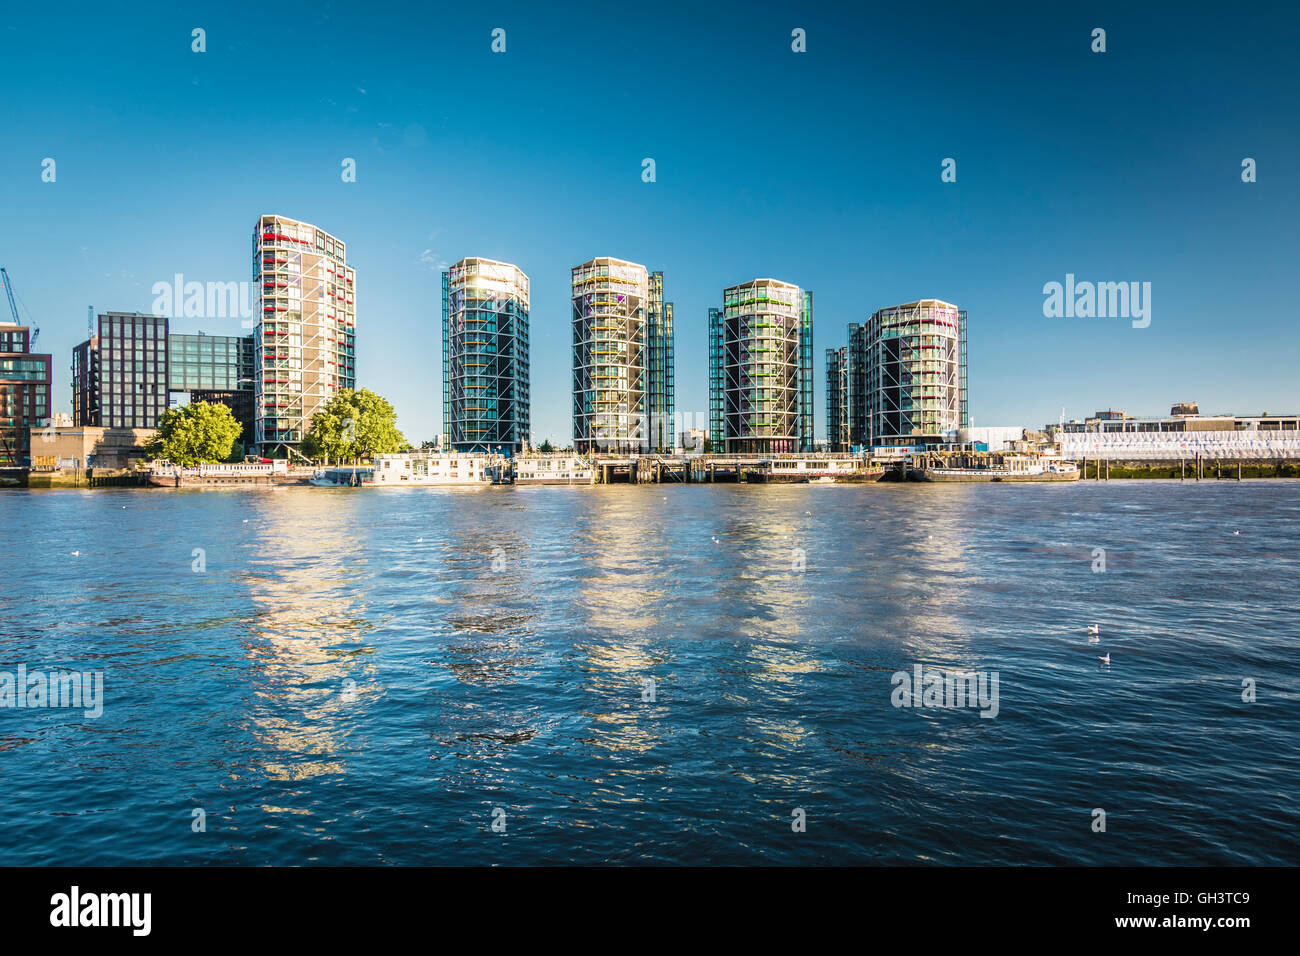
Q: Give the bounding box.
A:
[301,388,408,463]
[538,438,554,453]
[143,402,243,466]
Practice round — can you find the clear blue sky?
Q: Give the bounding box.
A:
[3,0,1297,443]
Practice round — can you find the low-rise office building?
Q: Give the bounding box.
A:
[74,318,255,442]
[1054,403,1300,459]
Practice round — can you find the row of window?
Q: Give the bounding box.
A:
[0,332,32,353]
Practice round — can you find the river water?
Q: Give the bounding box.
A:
[1,481,1296,864]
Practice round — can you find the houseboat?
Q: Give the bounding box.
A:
[370,451,494,486]
[753,456,887,483]
[915,455,1080,482]
[146,459,297,487]
[504,454,595,485]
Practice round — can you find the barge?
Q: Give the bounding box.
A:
[369,451,495,486]
[913,453,1079,482]
[145,459,304,487]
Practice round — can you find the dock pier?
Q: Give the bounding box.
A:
[582,453,888,484]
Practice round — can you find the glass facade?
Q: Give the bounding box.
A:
[708,279,814,454]
[77,313,170,430]
[572,258,649,454]
[442,258,530,455]
[826,345,848,451]
[169,332,256,442]
[169,333,254,392]
[0,325,51,467]
[646,271,675,453]
[862,300,968,446]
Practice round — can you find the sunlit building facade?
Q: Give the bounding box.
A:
[645,271,675,453]
[826,322,869,450]
[573,257,674,454]
[253,215,355,456]
[71,313,169,429]
[708,279,814,454]
[862,299,967,446]
[0,324,51,467]
[826,345,848,452]
[169,332,256,444]
[442,257,530,454]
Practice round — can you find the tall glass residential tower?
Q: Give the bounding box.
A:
[252,214,355,456]
[708,279,814,454]
[826,345,848,451]
[442,257,530,454]
[826,322,868,451]
[862,299,967,447]
[572,257,673,454]
[646,271,674,453]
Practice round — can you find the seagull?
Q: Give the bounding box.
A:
[712,536,720,545]
[416,537,423,543]
[242,519,249,523]
[1098,653,1110,665]
[70,550,81,557]
[1087,624,1100,635]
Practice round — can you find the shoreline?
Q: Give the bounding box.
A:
[8,474,1300,491]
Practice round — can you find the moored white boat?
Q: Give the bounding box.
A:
[370,451,494,486]
[918,458,1080,482]
[508,455,595,485]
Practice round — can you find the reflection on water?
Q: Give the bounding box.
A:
[1,481,1298,864]
[240,493,378,782]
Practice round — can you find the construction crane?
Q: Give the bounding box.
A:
[0,267,39,347]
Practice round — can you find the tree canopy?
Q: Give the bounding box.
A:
[301,387,408,462]
[143,401,243,466]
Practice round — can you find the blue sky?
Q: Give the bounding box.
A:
[3,0,1297,443]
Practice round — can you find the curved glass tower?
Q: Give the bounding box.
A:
[863,299,967,446]
[572,257,648,454]
[252,214,355,456]
[441,257,530,454]
[708,278,814,454]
